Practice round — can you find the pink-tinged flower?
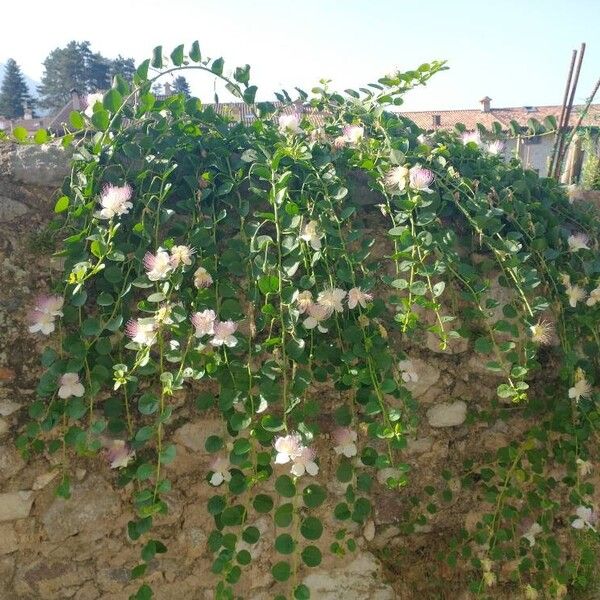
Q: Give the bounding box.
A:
[565,283,586,307]
[461,132,481,145]
[28,310,57,335]
[143,249,173,281]
[571,505,597,531]
[58,372,85,399]
[169,245,195,267]
[209,456,231,486]
[191,309,216,337]
[586,284,600,307]
[567,233,590,252]
[290,445,319,477]
[295,291,314,314]
[347,287,372,309]
[35,295,64,317]
[210,320,238,347]
[317,288,346,316]
[28,295,64,335]
[485,140,505,155]
[300,220,323,251]
[342,124,364,145]
[398,359,418,383]
[409,165,434,194]
[332,135,346,150]
[125,318,157,346]
[385,165,409,192]
[522,522,543,547]
[193,266,213,289]
[274,433,303,465]
[332,427,358,458]
[95,184,133,220]
[278,113,302,134]
[303,302,330,332]
[105,439,135,469]
[84,92,103,118]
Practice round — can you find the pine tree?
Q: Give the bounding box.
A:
[38,41,136,110]
[111,56,136,82]
[0,59,32,119]
[38,41,90,109]
[173,75,191,98]
[87,52,111,91]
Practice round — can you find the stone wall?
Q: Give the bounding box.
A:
[0,143,587,600]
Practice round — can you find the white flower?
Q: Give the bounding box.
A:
[576,458,593,477]
[409,165,435,194]
[278,113,302,134]
[567,232,590,252]
[585,284,600,307]
[300,220,323,251]
[211,320,238,347]
[28,310,57,335]
[559,272,571,286]
[483,571,496,587]
[95,184,133,220]
[28,295,64,335]
[191,309,216,337]
[347,287,372,309]
[58,372,85,399]
[485,140,505,155]
[295,291,314,314]
[529,320,554,345]
[568,378,592,402]
[290,446,319,477]
[144,249,173,281]
[398,359,419,383]
[154,303,174,325]
[105,439,135,469]
[385,165,409,192]
[565,283,586,307]
[209,456,231,486]
[523,585,539,600]
[193,266,213,289]
[332,427,357,458]
[461,132,481,145]
[84,93,103,118]
[274,433,303,465]
[169,245,195,267]
[522,522,543,547]
[571,505,597,531]
[317,288,346,316]
[342,124,364,145]
[303,303,330,332]
[125,318,157,346]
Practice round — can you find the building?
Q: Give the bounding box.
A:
[400,97,600,177]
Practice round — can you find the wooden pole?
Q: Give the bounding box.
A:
[554,43,586,179]
[548,49,577,177]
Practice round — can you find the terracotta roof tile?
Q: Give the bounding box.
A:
[401,104,600,131]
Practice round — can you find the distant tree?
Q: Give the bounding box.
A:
[38,41,90,109]
[87,52,111,91]
[38,41,136,110]
[111,55,136,82]
[0,59,32,119]
[173,76,191,98]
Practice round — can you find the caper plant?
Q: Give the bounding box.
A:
[16,42,599,600]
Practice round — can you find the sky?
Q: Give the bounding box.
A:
[1,0,599,111]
